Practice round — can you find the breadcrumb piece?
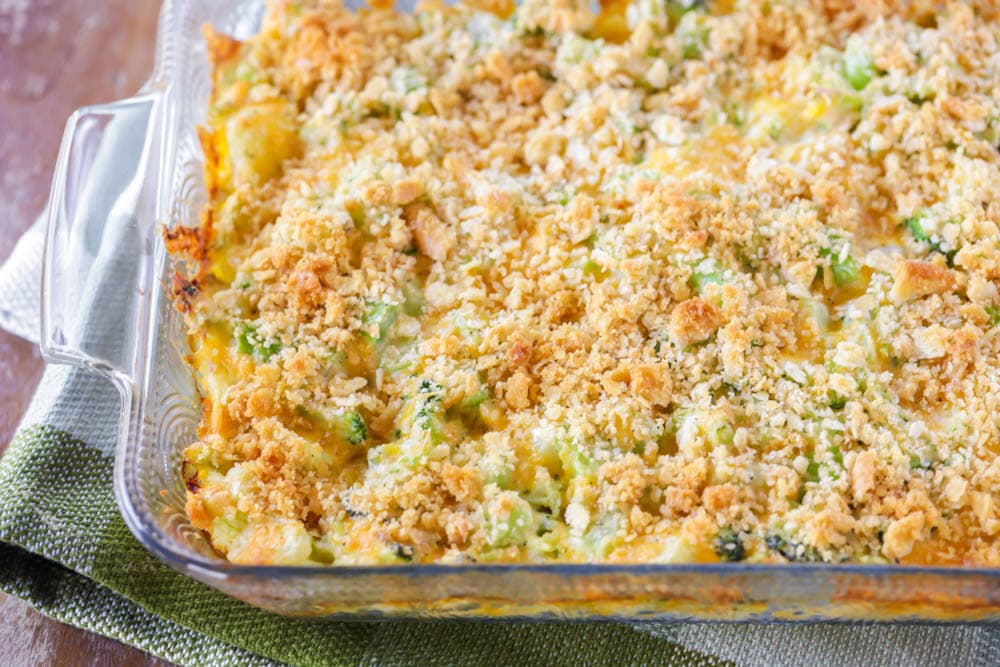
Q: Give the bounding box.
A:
[891,260,953,303]
[882,511,925,561]
[669,298,722,346]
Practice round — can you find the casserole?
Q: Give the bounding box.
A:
[41,0,1000,618]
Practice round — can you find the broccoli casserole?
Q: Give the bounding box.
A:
[171,0,1000,567]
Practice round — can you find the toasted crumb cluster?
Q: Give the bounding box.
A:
[174,0,1000,566]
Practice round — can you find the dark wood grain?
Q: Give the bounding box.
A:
[0,1,173,664]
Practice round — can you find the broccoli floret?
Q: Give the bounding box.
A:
[411,379,446,440]
[666,0,705,24]
[831,253,860,286]
[679,25,708,59]
[418,379,442,395]
[905,214,931,243]
[581,257,609,280]
[234,322,282,362]
[392,543,415,562]
[820,245,861,287]
[670,407,692,433]
[905,213,957,266]
[804,456,821,483]
[714,528,745,562]
[843,45,876,90]
[334,410,367,445]
[766,534,820,562]
[687,267,724,294]
[360,302,400,344]
[830,446,844,467]
[460,387,490,411]
[709,420,735,447]
[402,279,425,316]
[908,442,938,470]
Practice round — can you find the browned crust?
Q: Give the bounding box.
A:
[197,125,221,201]
[165,122,218,314]
[891,259,954,302]
[164,213,212,313]
[669,298,723,346]
[201,24,242,70]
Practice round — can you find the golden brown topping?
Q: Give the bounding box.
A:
[542,290,582,324]
[882,511,926,561]
[668,298,723,346]
[703,484,737,514]
[202,24,241,67]
[851,451,878,503]
[629,363,672,407]
[404,203,454,262]
[176,0,1000,567]
[392,179,424,206]
[504,369,533,410]
[511,71,545,105]
[891,260,954,303]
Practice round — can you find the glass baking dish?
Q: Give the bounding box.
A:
[38,0,1000,620]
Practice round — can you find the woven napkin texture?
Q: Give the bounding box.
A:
[1,107,999,666]
[0,219,43,343]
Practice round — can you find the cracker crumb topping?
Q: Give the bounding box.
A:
[175,0,1000,566]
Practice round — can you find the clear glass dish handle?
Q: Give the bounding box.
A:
[40,93,163,383]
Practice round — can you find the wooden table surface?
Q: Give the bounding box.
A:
[0,1,172,664]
